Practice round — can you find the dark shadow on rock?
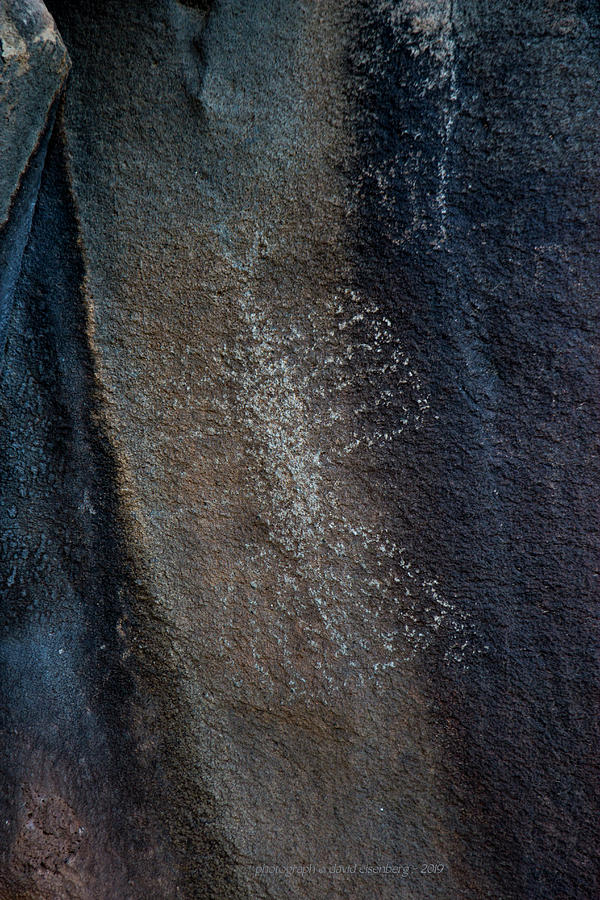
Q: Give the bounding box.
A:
[0,98,245,897]
[344,2,600,898]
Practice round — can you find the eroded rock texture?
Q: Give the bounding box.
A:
[0,0,68,361]
[0,0,598,898]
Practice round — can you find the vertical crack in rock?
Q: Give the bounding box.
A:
[0,96,244,896]
[0,0,70,365]
[0,108,163,898]
[169,0,215,103]
[0,103,57,367]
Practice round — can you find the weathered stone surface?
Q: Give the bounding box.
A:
[0,0,68,226]
[0,0,69,361]
[0,1,598,898]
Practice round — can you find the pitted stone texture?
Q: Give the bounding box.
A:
[0,1,69,362]
[0,0,69,226]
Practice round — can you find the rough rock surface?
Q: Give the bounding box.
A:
[0,0,69,227]
[0,1,598,898]
[0,0,69,360]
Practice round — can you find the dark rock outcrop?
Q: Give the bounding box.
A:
[0,1,598,898]
[0,0,69,362]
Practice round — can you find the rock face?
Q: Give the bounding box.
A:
[0,0,69,361]
[0,1,598,898]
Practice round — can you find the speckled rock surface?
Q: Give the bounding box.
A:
[0,1,598,898]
